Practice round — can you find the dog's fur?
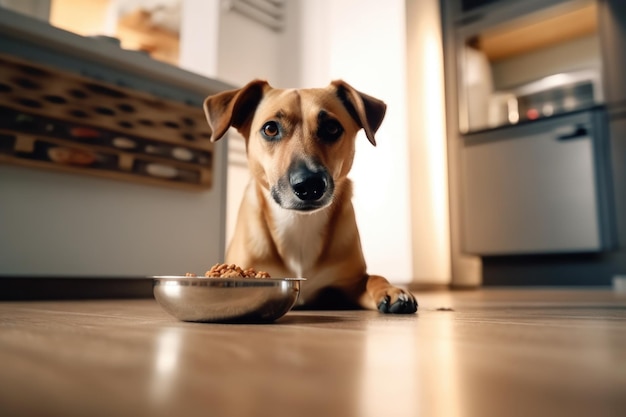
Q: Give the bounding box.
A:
[203,79,417,314]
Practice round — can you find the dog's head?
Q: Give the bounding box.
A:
[203,80,386,212]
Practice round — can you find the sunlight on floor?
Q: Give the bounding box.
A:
[359,304,461,416]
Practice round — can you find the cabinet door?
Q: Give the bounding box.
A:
[461,111,610,255]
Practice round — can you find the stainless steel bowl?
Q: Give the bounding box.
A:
[152,276,305,323]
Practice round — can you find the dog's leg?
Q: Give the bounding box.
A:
[362,275,418,314]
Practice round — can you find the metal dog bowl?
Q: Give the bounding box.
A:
[152,276,305,323]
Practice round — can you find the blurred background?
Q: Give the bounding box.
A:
[0,0,624,290]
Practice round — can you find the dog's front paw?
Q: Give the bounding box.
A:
[377,289,418,314]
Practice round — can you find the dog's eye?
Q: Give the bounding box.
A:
[318,119,343,143]
[261,121,281,140]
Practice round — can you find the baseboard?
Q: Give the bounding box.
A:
[0,277,154,300]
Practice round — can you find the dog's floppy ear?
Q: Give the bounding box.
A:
[203,79,269,142]
[331,80,387,146]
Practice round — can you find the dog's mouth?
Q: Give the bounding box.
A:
[270,160,334,212]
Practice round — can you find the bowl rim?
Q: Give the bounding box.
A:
[151,276,306,282]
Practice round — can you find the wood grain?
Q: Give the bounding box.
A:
[480,3,598,61]
[0,289,624,417]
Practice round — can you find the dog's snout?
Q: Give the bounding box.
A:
[274,160,335,211]
[289,168,327,201]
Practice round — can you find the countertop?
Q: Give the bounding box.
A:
[0,8,235,101]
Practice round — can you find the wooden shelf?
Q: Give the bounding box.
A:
[480,3,598,61]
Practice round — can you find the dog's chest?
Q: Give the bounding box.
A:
[269,205,328,278]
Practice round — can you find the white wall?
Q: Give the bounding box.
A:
[0,164,227,276]
[179,0,220,78]
[406,0,452,283]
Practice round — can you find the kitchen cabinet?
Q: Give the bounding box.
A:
[461,109,614,255]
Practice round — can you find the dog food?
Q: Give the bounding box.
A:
[184,263,271,279]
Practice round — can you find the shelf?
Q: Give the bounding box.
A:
[480,3,598,61]
[0,53,214,190]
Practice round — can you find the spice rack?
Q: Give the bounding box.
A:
[0,53,215,190]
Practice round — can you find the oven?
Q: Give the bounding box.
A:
[461,108,614,255]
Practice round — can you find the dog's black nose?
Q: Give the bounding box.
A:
[290,168,327,201]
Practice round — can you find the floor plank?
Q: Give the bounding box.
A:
[0,289,624,417]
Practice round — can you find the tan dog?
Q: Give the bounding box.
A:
[203,80,417,314]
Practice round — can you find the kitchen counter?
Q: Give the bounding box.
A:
[1,289,625,417]
[0,8,235,101]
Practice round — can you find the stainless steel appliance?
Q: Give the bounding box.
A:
[456,0,603,133]
[451,0,616,256]
[461,108,614,255]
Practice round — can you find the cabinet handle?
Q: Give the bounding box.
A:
[555,124,589,141]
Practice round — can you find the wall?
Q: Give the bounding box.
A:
[0,164,226,276]
[405,0,452,284]
[178,0,219,80]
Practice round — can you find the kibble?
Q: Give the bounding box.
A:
[199,263,271,279]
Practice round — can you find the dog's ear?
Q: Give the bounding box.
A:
[203,79,269,142]
[331,80,387,146]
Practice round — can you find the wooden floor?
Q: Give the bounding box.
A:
[0,289,625,417]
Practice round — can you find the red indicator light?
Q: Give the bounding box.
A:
[526,108,539,120]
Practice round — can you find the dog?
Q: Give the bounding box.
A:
[203,79,417,314]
